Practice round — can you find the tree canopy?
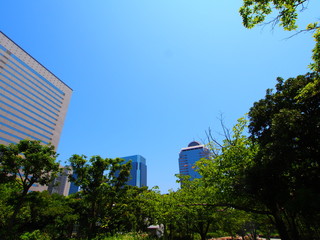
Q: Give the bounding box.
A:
[240,0,320,97]
[0,140,59,194]
[0,140,60,239]
[68,154,132,238]
[239,0,312,31]
[246,72,320,240]
[191,71,320,240]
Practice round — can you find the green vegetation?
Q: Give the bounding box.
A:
[0,1,319,240]
[94,233,153,240]
[239,0,320,97]
[0,140,60,238]
[68,154,132,238]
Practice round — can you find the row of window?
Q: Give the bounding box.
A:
[0,136,15,144]
[1,67,61,110]
[0,115,52,140]
[2,57,63,105]
[11,52,65,96]
[1,104,55,131]
[0,128,49,145]
[0,50,63,111]
[1,76,59,119]
[2,91,57,127]
[0,45,65,98]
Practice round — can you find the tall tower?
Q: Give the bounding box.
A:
[0,31,72,150]
[0,32,72,193]
[121,155,147,187]
[178,141,209,181]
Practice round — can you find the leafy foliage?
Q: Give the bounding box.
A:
[239,0,320,97]
[68,154,131,238]
[0,182,19,235]
[0,140,60,239]
[247,72,320,240]
[22,191,77,239]
[239,0,309,31]
[19,230,50,240]
[197,117,260,210]
[0,140,59,194]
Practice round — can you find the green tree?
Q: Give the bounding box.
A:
[113,186,150,233]
[246,72,320,240]
[197,117,264,214]
[194,118,278,239]
[21,191,77,240]
[239,0,320,97]
[140,188,183,240]
[176,179,225,240]
[0,182,19,236]
[239,0,313,31]
[0,140,60,239]
[68,154,131,238]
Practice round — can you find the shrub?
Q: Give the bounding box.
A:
[20,230,51,240]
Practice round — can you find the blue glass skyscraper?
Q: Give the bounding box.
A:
[178,141,210,181]
[121,155,147,187]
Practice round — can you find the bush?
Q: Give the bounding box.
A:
[94,233,153,240]
[20,230,51,240]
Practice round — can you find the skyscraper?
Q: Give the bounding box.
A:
[121,155,147,187]
[0,32,72,193]
[178,141,210,181]
[0,31,72,150]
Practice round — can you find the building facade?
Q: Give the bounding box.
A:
[178,141,210,182]
[48,167,79,196]
[121,155,147,187]
[0,32,72,193]
[0,31,72,150]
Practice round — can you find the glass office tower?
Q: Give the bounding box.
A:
[121,155,147,187]
[0,31,72,150]
[178,141,210,181]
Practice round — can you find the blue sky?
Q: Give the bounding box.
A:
[1,1,319,193]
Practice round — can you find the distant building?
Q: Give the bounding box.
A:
[68,172,79,195]
[178,141,210,182]
[49,167,79,196]
[121,155,147,187]
[48,166,72,196]
[0,31,72,192]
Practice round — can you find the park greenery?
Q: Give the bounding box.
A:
[0,1,319,240]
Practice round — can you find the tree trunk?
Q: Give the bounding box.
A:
[272,211,291,240]
[88,200,97,239]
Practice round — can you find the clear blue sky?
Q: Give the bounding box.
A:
[1,1,319,193]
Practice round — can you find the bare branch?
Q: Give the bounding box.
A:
[294,0,309,11]
[285,26,320,40]
[260,0,309,31]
